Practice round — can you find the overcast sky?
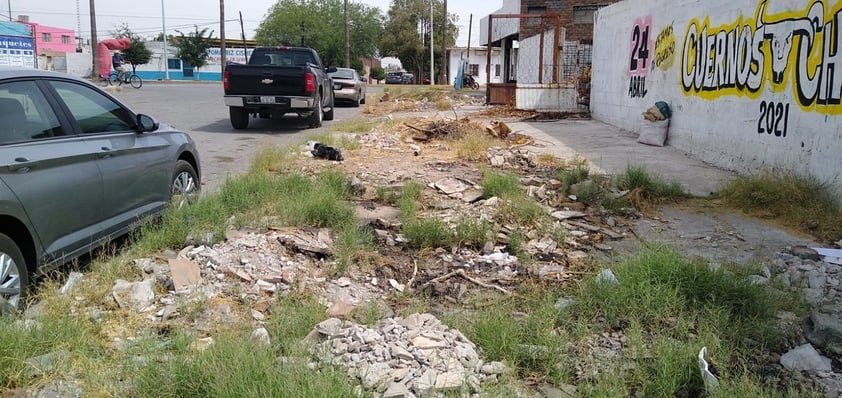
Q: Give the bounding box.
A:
[9,0,502,48]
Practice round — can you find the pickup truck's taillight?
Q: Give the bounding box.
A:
[304,72,316,94]
[223,70,230,90]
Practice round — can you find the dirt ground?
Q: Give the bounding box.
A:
[343,103,818,267]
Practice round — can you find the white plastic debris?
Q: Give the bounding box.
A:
[595,269,619,286]
[812,248,842,265]
[698,347,719,392]
[389,279,405,292]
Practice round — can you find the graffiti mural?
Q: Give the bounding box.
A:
[629,16,652,97]
[681,0,842,116]
[653,24,676,70]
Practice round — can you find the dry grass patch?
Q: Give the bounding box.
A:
[718,171,842,243]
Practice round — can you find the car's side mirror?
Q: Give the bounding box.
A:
[326,66,338,73]
[137,114,159,132]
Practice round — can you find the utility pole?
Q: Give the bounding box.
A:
[89,0,98,77]
[344,0,350,67]
[161,0,169,80]
[220,0,226,75]
[429,0,433,85]
[439,0,446,85]
[240,11,247,63]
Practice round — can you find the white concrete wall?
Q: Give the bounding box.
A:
[448,47,505,85]
[591,0,842,194]
[480,0,521,46]
[516,84,578,111]
[65,52,91,77]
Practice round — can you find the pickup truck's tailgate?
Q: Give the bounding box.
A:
[225,65,307,96]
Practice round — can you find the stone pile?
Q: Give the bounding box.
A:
[308,313,507,397]
[753,246,842,397]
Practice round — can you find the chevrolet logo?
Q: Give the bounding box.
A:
[261,79,274,84]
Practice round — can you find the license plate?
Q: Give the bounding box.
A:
[260,96,275,103]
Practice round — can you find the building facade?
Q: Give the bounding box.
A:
[0,21,35,68]
[447,47,506,87]
[25,22,76,54]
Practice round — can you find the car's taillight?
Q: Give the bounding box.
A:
[304,72,316,94]
[223,70,230,90]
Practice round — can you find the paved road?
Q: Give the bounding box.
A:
[108,82,375,193]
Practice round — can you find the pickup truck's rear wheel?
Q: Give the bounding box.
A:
[309,94,323,128]
[324,93,335,121]
[230,107,249,130]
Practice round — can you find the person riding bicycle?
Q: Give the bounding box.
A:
[112,51,129,81]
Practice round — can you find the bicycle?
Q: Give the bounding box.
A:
[101,69,143,89]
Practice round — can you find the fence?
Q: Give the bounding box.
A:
[484,14,593,106]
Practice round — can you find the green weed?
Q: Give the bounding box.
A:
[482,170,522,199]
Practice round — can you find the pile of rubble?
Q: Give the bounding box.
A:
[752,246,842,397]
[307,313,508,397]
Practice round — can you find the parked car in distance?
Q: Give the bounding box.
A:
[0,69,201,313]
[401,73,414,84]
[385,72,404,84]
[328,67,366,107]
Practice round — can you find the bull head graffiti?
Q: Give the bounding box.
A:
[756,1,824,84]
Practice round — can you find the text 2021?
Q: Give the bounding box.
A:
[758,101,790,137]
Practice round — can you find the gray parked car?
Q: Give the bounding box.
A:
[0,69,201,312]
[328,67,366,107]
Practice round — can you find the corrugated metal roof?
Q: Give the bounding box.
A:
[0,21,31,37]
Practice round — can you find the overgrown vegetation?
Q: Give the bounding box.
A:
[132,295,358,397]
[444,245,815,397]
[552,164,687,212]
[718,171,842,243]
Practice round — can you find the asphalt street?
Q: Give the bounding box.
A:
[108,81,375,193]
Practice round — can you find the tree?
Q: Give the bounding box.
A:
[254,0,382,68]
[370,66,386,83]
[109,23,152,73]
[380,0,457,84]
[173,26,213,79]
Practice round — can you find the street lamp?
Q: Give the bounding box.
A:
[161,0,169,80]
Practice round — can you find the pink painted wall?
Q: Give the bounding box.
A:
[25,23,76,54]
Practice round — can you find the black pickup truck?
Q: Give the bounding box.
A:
[223,46,336,129]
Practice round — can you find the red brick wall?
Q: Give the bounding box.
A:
[520,0,621,43]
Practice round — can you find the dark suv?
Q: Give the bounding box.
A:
[0,69,201,312]
[385,72,404,84]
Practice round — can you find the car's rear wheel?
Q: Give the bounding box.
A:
[0,233,27,315]
[352,91,361,107]
[230,107,249,129]
[309,93,323,128]
[171,160,200,208]
[360,93,366,105]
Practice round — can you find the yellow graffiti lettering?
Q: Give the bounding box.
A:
[681,15,763,99]
[681,0,842,115]
[654,24,676,70]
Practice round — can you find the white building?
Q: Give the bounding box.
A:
[447,47,506,87]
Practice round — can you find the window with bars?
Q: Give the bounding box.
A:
[495,64,501,77]
[42,33,52,42]
[61,35,71,44]
[468,64,479,76]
